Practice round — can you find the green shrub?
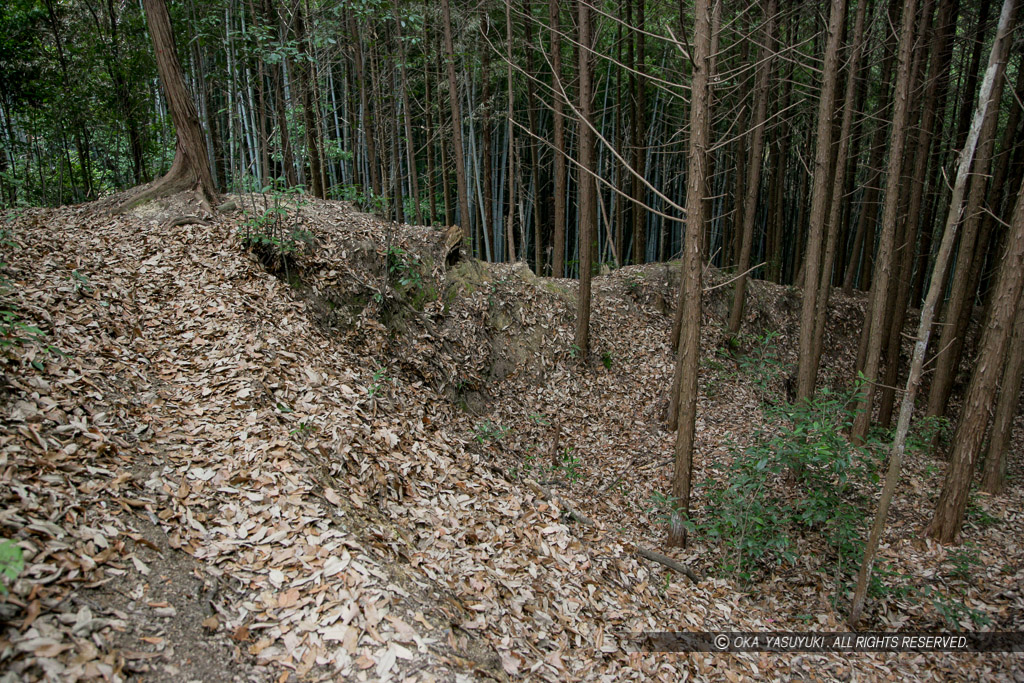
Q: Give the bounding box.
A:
[473,419,508,444]
[239,179,311,270]
[694,386,884,585]
[386,246,422,290]
[0,539,23,594]
[732,330,789,400]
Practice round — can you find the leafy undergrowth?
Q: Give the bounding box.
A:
[0,195,1020,681]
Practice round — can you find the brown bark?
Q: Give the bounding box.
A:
[481,29,495,257]
[953,0,993,153]
[293,1,324,198]
[766,7,799,284]
[701,0,723,267]
[666,0,710,548]
[574,0,595,356]
[368,43,388,211]
[550,0,567,277]
[523,0,544,273]
[125,0,217,211]
[981,302,1024,494]
[877,0,957,427]
[350,13,379,196]
[809,0,870,383]
[398,16,421,224]
[930,177,1024,542]
[618,0,632,268]
[505,0,516,263]
[909,0,959,305]
[424,51,438,224]
[265,0,297,186]
[389,64,404,224]
[631,0,648,265]
[842,4,900,293]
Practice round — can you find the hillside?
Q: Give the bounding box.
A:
[0,196,1021,682]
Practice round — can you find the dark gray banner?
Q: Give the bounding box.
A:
[620,632,1024,653]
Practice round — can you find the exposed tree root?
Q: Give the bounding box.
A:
[161,214,212,229]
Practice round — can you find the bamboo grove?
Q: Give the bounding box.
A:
[2,0,1024,548]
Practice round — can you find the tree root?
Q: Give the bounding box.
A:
[162,215,212,229]
[636,547,700,583]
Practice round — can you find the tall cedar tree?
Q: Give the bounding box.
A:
[926,2,1009,431]
[982,302,1024,493]
[667,0,711,548]
[549,0,567,277]
[810,0,870,380]
[125,0,217,211]
[574,0,595,355]
[876,0,959,427]
[795,0,846,401]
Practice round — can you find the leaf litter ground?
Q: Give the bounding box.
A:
[0,196,1020,681]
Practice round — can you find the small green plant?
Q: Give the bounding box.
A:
[71,269,93,295]
[473,419,508,444]
[947,543,982,583]
[906,415,952,456]
[239,179,311,272]
[528,413,550,426]
[512,446,540,479]
[623,271,645,295]
[0,309,45,352]
[368,366,390,397]
[569,343,581,359]
[601,351,613,369]
[386,245,423,289]
[290,421,317,436]
[731,331,789,401]
[867,561,916,600]
[557,447,583,483]
[0,228,61,368]
[335,184,387,214]
[0,539,24,595]
[647,491,686,526]
[966,494,1000,529]
[922,585,991,628]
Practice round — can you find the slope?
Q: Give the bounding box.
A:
[0,196,1020,682]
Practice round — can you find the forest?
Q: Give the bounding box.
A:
[0,0,1023,679]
